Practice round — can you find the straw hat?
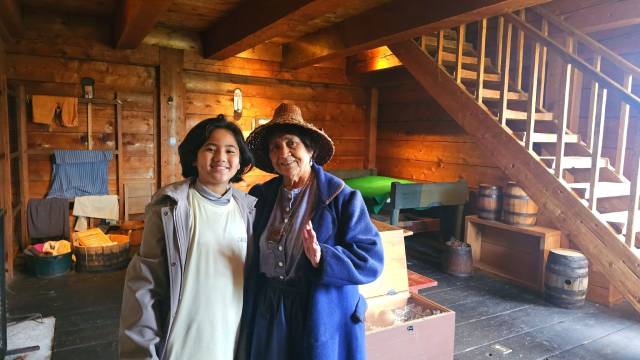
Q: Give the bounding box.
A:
[246,103,334,174]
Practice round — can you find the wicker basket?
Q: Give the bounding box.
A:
[73,233,131,272]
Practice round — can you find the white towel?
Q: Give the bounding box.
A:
[73,195,119,231]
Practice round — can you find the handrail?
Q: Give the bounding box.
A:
[533,7,640,80]
[504,12,640,109]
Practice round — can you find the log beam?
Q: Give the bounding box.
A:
[113,0,173,49]
[202,0,344,59]
[0,0,23,42]
[283,0,549,69]
[389,39,640,313]
[562,0,640,33]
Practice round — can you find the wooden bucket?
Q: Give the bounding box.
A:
[544,248,589,308]
[502,182,538,226]
[477,184,501,220]
[119,220,144,246]
[73,234,131,272]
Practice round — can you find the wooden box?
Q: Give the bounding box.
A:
[360,221,455,360]
[465,215,561,291]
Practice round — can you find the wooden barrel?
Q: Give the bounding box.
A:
[502,182,538,226]
[477,184,501,220]
[119,220,144,246]
[74,234,130,272]
[544,248,589,308]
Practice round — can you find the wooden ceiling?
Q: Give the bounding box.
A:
[10,0,551,67]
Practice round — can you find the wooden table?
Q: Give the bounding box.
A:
[465,215,561,291]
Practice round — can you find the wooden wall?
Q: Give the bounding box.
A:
[377,80,508,188]
[0,34,14,277]
[3,10,370,253]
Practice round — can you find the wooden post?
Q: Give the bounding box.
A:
[538,18,549,108]
[626,153,640,247]
[499,22,513,126]
[615,74,632,176]
[588,88,607,211]
[18,85,29,249]
[159,47,185,187]
[366,87,378,170]
[455,24,466,84]
[436,30,445,66]
[116,94,124,221]
[586,56,602,151]
[496,16,504,73]
[555,37,574,179]
[515,9,525,90]
[525,41,541,151]
[87,102,93,149]
[476,18,487,103]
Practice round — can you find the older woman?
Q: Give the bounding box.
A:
[120,115,255,360]
[239,103,383,360]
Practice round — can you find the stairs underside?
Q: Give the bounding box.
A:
[388,39,640,313]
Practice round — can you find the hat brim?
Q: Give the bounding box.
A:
[246,122,334,174]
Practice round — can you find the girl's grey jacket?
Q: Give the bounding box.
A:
[118,178,257,359]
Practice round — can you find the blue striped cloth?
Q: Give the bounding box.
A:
[47,150,113,199]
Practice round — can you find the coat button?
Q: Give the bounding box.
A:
[163,210,169,216]
[278,261,284,267]
[171,262,176,267]
[278,245,283,251]
[279,276,284,280]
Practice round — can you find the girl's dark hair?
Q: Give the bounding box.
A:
[266,126,318,160]
[178,114,253,183]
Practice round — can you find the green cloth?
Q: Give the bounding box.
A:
[344,176,413,214]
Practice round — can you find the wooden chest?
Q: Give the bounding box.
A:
[360,221,455,360]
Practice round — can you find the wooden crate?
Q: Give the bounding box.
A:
[465,215,561,291]
[360,221,455,360]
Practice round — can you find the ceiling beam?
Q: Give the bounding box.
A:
[561,0,640,33]
[0,0,23,42]
[113,0,174,49]
[202,0,344,60]
[283,0,550,69]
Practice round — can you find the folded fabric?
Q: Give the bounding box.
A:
[75,228,113,247]
[73,195,119,220]
[31,95,78,127]
[31,95,58,125]
[27,197,70,239]
[47,150,112,199]
[59,97,78,127]
[42,240,72,255]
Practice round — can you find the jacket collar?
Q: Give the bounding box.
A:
[149,177,257,209]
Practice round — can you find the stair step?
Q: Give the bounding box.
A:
[480,89,528,102]
[459,69,501,82]
[598,210,639,224]
[540,156,609,169]
[423,36,474,52]
[568,182,631,199]
[514,132,580,143]
[503,109,555,121]
[438,51,478,65]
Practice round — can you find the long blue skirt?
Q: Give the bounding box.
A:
[249,276,311,360]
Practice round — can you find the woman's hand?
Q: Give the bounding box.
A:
[302,220,321,268]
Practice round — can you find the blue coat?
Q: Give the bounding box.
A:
[239,164,384,360]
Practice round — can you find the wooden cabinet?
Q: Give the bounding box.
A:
[465,215,561,291]
[361,220,455,360]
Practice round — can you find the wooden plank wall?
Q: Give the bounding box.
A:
[0,34,14,277]
[377,80,508,188]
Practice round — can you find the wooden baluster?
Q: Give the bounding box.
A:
[420,35,428,52]
[586,55,602,150]
[588,87,607,210]
[538,18,549,108]
[615,74,633,176]
[515,9,525,90]
[555,37,574,179]
[477,18,487,103]
[496,16,504,73]
[436,30,445,66]
[455,24,466,83]
[499,22,513,126]
[525,39,541,151]
[626,153,640,247]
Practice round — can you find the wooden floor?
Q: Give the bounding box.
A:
[8,246,640,359]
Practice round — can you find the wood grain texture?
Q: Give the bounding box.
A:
[113,0,173,49]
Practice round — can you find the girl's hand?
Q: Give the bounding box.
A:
[302,220,321,268]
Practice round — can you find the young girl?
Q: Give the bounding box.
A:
[119,115,255,360]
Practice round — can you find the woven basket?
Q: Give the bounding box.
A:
[73,233,131,272]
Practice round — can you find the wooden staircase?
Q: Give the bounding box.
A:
[386,7,640,312]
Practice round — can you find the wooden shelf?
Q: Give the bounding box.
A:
[465,215,561,291]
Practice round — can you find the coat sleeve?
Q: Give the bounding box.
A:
[316,188,384,287]
[119,204,169,360]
